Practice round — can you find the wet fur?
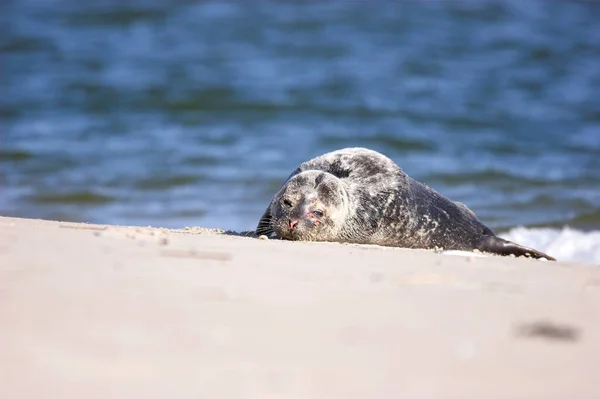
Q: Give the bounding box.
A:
[256,148,555,261]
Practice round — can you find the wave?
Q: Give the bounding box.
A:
[499,227,600,265]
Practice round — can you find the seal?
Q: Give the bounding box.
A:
[255,147,555,261]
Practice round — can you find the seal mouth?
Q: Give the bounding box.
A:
[278,226,305,241]
[276,218,321,241]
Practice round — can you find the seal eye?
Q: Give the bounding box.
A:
[312,210,324,217]
[283,199,293,208]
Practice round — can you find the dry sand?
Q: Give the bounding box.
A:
[1,216,599,399]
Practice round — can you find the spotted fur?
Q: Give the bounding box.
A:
[256,147,555,261]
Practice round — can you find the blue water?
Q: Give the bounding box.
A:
[2,0,600,241]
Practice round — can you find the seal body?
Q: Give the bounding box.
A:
[256,147,555,261]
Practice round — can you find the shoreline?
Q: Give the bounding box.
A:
[1,216,599,398]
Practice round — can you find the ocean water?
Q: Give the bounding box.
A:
[2,0,599,263]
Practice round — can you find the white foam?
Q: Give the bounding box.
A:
[500,227,600,265]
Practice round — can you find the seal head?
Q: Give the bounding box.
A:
[266,170,350,241]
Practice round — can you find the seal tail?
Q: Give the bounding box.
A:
[478,235,556,261]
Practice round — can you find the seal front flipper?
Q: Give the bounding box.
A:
[479,235,556,261]
[255,207,275,237]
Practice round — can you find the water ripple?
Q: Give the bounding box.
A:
[2,0,599,234]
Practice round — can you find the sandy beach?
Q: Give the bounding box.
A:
[1,216,599,398]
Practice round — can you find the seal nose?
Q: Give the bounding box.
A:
[289,219,299,230]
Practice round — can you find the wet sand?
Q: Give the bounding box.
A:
[1,216,599,398]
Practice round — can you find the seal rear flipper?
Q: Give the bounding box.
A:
[255,208,275,237]
[479,235,556,261]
